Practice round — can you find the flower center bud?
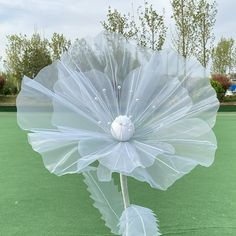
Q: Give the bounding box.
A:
[111,115,135,142]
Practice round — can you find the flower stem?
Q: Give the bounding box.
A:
[120,174,130,209]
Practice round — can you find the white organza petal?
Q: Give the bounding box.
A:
[53,65,110,128]
[17,64,58,130]
[99,142,144,174]
[52,66,117,133]
[133,90,192,139]
[77,138,118,171]
[149,49,219,127]
[55,62,119,122]
[151,49,206,78]
[120,49,219,136]
[128,128,216,190]
[183,76,219,127]
[28,131,81,175]
[17,74,102,133]
[99,140,175,174]
[120,56,193,134]
[143,118,213,141]
[130,143,216,191]
[150,118,217,167]
[80,69,119,119]
[133,140,175,159]
[61,32,151,87]
[120,53,174,117]
[129,156,195,190]
[162,130,217,167]
[58,31,154,118]
[97,164,112,182]
[78,138,142,174]
[28,129,110,175]
[78,137,166,174]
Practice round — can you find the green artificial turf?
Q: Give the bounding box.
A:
[0,112,236,235]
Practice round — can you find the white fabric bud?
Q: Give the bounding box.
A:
[111,115,135,142]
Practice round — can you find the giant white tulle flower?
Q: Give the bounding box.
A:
[17,31,219,235]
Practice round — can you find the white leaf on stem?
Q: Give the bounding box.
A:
[119,204,161,236]
[83,169,124,235]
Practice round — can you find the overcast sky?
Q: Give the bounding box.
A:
[0,0,235,66]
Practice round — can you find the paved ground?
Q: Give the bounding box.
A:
[0,112,236,235]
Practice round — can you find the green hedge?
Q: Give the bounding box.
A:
[0,106,17,112]
[0,105,236,113]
